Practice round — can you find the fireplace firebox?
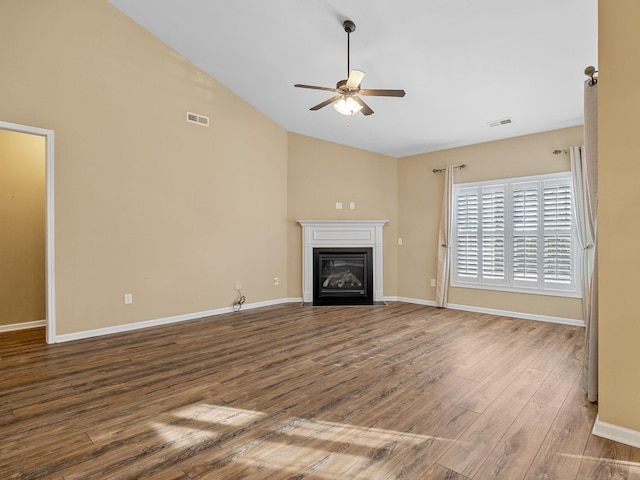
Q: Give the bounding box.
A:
[313,248,373,305]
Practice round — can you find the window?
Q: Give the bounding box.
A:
[451,172,579,297]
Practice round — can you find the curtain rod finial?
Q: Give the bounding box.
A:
[584,66,598,85]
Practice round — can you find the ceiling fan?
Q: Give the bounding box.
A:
[295,20,406,116]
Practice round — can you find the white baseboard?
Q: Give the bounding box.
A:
[54,298,293,343]
[53,295,582,343]
[0,319,46,333]
[592,415,640,448]
[392,296,584,327]
[392,296,437,307]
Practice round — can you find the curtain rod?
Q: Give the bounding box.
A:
[433,164,466,173]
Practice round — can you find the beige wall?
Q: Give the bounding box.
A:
[287,133,398,298]
[0,1,288,335]
[598,0,640,431]
[398,126,584,320]
[0,130,46,326]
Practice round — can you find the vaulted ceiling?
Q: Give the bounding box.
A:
[108,0,598,157]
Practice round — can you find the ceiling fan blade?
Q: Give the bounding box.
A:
[353,96,374,116]
[360,89,406,97]
[295,84,338,93]
[346,69,365,89]
[310,95,343,111]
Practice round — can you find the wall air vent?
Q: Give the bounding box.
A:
[488,117,513,128]
[186,112,210,127]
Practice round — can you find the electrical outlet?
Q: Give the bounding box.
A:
[349,201,356,209]
[274,277,280,286]
[430,279,436,287]
[234,280,242,290]
[335,202,343,209]
[124,293,133,304]
[397,237,403,245]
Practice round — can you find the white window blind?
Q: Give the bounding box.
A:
[452,172,579,297]
[543,179,573,287]
[513,182,539,286]
[456,190,479,280]
[481,187,505,282]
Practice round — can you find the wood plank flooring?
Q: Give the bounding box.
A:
[1,303,638,479]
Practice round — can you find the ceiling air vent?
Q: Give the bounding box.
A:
[488,117,513,128]
[186,112,210,127]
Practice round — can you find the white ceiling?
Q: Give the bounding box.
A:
[108,0,598,158]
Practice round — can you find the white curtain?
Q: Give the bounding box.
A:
[570,147,595,301]
[435,166,454,307]
[570,146,596,398]
[579,77,598,403]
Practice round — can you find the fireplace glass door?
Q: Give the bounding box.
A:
[313,248,373,305]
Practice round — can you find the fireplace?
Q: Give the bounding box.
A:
[313,248,373,305]
[298,220,387,306]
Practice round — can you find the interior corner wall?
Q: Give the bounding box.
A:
[598,0,640,433]
[397,126,585,320]
[286,133,398,300]
[0,130,46,326]
[0,0,288,336]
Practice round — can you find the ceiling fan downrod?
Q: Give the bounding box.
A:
[343,20,356,78]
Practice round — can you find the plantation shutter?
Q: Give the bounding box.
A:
[455,189,479,280]
[512,182,540,286]
[543,179,574,288]
[481,186,505,282]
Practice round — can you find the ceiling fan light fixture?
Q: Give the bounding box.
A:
[333,96,363,116]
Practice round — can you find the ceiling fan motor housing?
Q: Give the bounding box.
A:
[336,79,352,91]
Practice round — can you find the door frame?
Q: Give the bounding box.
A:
[1,121,56,343]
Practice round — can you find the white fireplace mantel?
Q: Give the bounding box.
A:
[297,220,388,304]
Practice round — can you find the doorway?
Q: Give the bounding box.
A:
[0,121,55,343]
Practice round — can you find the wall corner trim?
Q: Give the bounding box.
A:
[592,415,640,449]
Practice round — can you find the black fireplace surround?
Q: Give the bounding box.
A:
[312,247,374,305]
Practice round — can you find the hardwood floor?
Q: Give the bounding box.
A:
[1,303,638,479]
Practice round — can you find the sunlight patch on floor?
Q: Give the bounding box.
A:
[171,403,266,426]
[559,452,640,470]
[152,403,455,475]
